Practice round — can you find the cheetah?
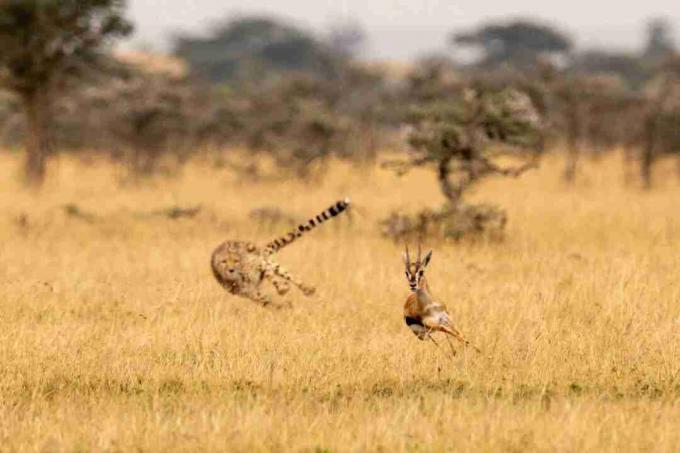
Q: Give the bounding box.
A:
[211,199,350,307]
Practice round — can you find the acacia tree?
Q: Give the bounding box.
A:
[383,87,544,240]
[174,16,342,83]
[406,89,543,204]
[453,19,571,69]
[0,0,131,184]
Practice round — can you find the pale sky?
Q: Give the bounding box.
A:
[127,0,680,60]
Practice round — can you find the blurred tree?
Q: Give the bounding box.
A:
[325,18,367,59]
[405,55,459,103]
[639,59,680,188]
[0,0,132,185]
[68,69,218,178]
[214,70,386,178]
[174,16,343,83]
[547,74,640,182]
[570,50,649,88]
[452,19,572,69]
[644,17,676,60]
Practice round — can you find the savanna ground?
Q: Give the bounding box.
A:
[1,149,680,452]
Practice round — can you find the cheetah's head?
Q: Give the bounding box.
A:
[213,258,246,291]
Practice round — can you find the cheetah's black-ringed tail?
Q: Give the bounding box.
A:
[263,198,350,255]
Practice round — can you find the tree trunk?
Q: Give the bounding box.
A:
[641,113,658,190]
[562,104,582,183]
[438,155,462,207]
[622,146,635,187]
[563,139,580,183]
[22,88,52,185]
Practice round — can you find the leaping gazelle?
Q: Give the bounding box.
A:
[402,243,480,357]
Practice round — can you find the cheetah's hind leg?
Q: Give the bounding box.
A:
[268,274,291,296]
[267,260,316,296]
[241,288,286,309]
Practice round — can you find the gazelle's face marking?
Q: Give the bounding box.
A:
[402,247,432,292]
[404,262,423,291]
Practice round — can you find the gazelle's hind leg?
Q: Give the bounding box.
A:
[444,335,458,359]
[267,260,316,296]
[442,325,481,353]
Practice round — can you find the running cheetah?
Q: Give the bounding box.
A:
[211,199,350,307]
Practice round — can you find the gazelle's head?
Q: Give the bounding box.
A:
[402,243,432,292]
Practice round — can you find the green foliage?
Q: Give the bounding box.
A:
[384,84,543,240]
[570,51,650,89]
[59,67,218,176]
[215,69,389,177]
[548,74,643,150]
[0,0,132,94]
[453,19,572,68]
[174,16,343,83]
[219,76,354,176]
[404,88,543,176]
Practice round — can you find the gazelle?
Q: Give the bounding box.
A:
[402,244,480,356]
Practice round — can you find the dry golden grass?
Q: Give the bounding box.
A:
[1,151,680,452]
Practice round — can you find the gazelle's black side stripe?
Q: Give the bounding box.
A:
[404,316,423,327]
[263,198,350,255]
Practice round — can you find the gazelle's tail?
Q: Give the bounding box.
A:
[263,198,350,255]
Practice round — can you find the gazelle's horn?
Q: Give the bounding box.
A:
[417,241,422,264]
[403,244,411,267]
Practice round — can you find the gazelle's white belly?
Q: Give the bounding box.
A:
[405,316,428,340]
[409,323,428,337]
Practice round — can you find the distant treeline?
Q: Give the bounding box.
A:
[1,4,680,188]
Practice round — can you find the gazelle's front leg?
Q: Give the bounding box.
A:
[266,260,316,296]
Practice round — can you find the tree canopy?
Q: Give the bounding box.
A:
[453,19,572,68]
[0,0,131,94]
[645,17,676,60]
[174,16,344,83]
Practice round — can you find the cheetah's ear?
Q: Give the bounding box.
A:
[422,250,433,267]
